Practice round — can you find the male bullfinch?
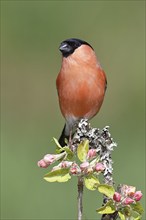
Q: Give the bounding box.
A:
[56,38,107,147]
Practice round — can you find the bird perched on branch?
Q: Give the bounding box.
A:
[56,38,107,147]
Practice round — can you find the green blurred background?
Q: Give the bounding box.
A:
[1,1,145,219]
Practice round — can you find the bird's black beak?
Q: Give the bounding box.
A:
[59,42,69,52]
[59,42,73,57]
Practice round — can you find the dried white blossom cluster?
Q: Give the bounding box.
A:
[72,119,117,185]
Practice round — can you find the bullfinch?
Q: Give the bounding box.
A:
[56,38,107,147]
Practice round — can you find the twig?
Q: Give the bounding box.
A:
[77,176,84,220]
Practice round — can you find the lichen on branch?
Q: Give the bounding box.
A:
[72,119,117,186]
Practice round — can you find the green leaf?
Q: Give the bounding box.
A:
[130,210,142,220]
[97,184,115,198]
[56,146,74,159]
[77,139,89,162]
[62,146,74,160]
[118,206,142,220]
[90,157,99,166]
[134,216,141,220]
[96,200,116,214]
[53,137,62,149]
[123,206,131,218]
[131,202,144,215]
[44,168,71,183]
[84,175,100,190]
[118,211,126,220]
[119,206,142,220]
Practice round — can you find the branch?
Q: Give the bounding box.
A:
[72,119,118,220]
[77,176,84,220]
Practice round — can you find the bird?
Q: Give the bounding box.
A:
[56,38,107,147]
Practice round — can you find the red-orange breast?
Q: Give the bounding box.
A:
[56,38,107,146]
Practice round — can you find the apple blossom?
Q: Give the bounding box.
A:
[95,163,105,172]
[113,192,121,202]
[124,197,134,205]
[133,191,143,201]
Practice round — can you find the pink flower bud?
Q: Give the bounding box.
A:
[60,161,73,168]
[70,163,81,175]
[37,159,49,168]
[87,149,97,159]
[43,154,55,164]
[124,197,134,205]
[133,191,143,201]
[43,152,66,165]
[80,161,89,171]
[95,163,105,172]
[113,192,121,202]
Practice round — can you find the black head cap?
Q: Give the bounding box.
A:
[59,38,93,58]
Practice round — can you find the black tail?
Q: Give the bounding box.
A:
[58,124,69,147]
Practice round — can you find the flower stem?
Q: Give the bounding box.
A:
[77,176,84,220]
